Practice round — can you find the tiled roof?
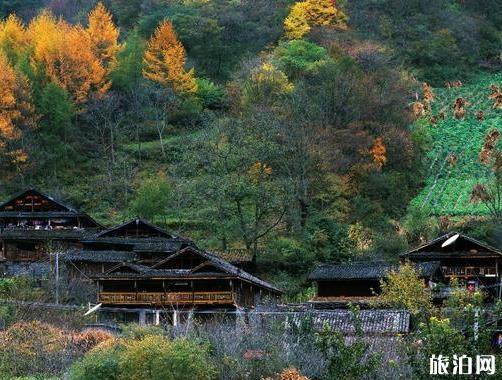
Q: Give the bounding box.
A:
[82,237,191,252]
[293,310,410,334]
[94,247,282,294]
[250,309,410,335]
[308,261,441,281]
[401,231,502,258]
[64,250,138,263]
[0,228,99,240]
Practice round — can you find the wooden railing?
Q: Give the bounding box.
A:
[442,266,497,277]
[99,291,235,305]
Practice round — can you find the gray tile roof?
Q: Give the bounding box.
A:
[294,310,410,334]
[400,231,502,258]
[94,247,282,293]
[64,250,138,263]
[251,309,410,335]
[309,261,441,281]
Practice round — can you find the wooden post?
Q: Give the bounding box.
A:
[139,310,146,326]
[173,310,178,327]
[155,310,160,325]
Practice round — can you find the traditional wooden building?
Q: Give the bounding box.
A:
[308,261,442,308]
[0,189,101,275]
[400,231,502,297]
[65,218,194,277]
[92,246,281,312]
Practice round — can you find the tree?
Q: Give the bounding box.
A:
[143,20,197,95]
[378,261,432,315]
[0,51,36,168]
[111,30,145,92]
[87,2,121,74]
[471,133,502,220]
[284,0,348,40]
[28,11,109,104]
[284,3,311,40]
[370,137,387,170]
[130,173,172,223]
[0,14,28,64]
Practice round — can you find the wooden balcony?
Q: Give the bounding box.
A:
[98,291,235,305]
[442,266,497,278]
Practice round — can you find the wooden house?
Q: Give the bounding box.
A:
[65,218,194,277]
[92,246,281,312]
[308,261,442,308]
[400,231,502,298]
[0,189,101,274]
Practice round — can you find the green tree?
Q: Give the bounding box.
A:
[111,30,145,93]
[130,173,172,223]
[378,261,432,315]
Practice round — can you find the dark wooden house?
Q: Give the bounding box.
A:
[308,261,442,307]
[0,189,101,275]
[92,246,281,311]
[400,231,502,297]
[65,218,194,277]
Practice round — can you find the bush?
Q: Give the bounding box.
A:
[196,78,226,109]
[274,40,328,79]
[70,340,123,380]
[70,335,217,380]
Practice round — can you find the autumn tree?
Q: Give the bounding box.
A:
[87,2,121,74]
[284,0,348,40]
[370,137,387,170]
[0,14,28,64]
[378,261,432,315]
[28,11,109,104]
[0,51,36,167]
[143,20,197,95]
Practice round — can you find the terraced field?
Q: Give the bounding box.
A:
[409,73,502,216]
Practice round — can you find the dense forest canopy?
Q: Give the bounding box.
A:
[0,0,501,295]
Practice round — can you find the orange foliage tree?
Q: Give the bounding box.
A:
[0,52,36,166]
[370,137,387,170]
[28,11,109,104]
[143,20,198,95]
[87,2,121,74]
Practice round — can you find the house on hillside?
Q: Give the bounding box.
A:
[400,231,502,298]
[308,261,442,308]
[65,218,194,277]
[91,246,281,324]
[0,189,102,276]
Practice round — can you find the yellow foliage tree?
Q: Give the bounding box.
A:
[143,20,197,95]
[87,2,121,73]
[379,261,433,315]
[0,52,36,165]
[284,2,311,40]
[370,137,387,170]
[28,11,109,103]
[0,14,28,63]
[284,0,348,39]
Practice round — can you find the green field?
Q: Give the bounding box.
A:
[410,73,502,216]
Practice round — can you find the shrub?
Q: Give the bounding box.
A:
[118,335,217,380]
[69,340,123,380]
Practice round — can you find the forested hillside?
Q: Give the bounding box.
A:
[0,0,501,296]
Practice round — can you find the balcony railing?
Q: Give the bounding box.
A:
[98,291,235,305]
[442,266,497,277]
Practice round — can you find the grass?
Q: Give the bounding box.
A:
[410,73,502,216]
